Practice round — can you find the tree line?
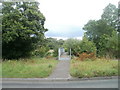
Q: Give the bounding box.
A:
[2,2,119,60]
[83,3,119,58]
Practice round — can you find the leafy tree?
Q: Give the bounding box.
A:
[58,39,64,46]
[83,19,114,45]
[46,38,59,49]
[118,2,120,58]
[2,2,47,59]
[63,38,96,56]
[101,3,118,28]
[83,3,118,58]
[83,19,117,57]
[32,45,49,57]
[31,38,49,57]
[79,36,96,54]
[106,31,118,58]
[0,3,2,59]
[63,38,80,55]
[46,38,65,57]
[98,31,118,58]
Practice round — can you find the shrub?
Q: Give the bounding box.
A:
[76,52,96,61]
[79,36,96,54]
[48,64,52,68]
[63,37,96,58]
[32,46,49,57]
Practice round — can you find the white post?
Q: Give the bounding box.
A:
[58,48,60,60]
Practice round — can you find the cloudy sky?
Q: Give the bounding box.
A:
[38,0,119,40]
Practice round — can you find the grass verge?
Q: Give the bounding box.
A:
[70,58,118,78]
[0,63,2,78]
[2,58,58,78]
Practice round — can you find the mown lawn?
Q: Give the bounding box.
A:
[2,58,58,78]
[70,59,118,78]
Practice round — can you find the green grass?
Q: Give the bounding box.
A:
[70,58,118,78]
[2,58,58,78]
[0,63,2,78]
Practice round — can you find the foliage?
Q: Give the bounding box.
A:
[46,38,65,57]
[46,38,58,49]
[107,31,119,58]
[83,19,114,42]
[83,3,118,58]
[32,46,49,57]
[63,38,80,55]
[2,2,47,59]
[2,58,58,78]
[31,38,50,57]
[0,4,2,59]
[70,59,118,78]
[101,3,118,28]
[98,31,118,58]
[63,38,96,56]
[76,52,95,61]
[79,36,96,54]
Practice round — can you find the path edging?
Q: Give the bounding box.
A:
[2,76,118,81]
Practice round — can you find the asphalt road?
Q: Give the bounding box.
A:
[2,79,118,88]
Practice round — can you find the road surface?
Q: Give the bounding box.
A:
[2,79,118,88]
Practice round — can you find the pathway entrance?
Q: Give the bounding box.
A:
[58,47,71,60]
[59,52,71,60]
[48,60,70,79]
[48,48,71,79]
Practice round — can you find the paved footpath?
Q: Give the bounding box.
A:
[48,60,71,79]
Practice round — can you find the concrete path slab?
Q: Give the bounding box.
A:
[48,60,71,79]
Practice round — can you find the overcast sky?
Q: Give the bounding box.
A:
[38,0,119,40]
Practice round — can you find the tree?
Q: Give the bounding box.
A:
[0,17,1,59]
[101,3,118,28]
[63,38,96,56]
[46,38,65,57]
[106,31,118,58]
[79,36,96,54]
[83,3,118,58]
[63,38,80,55]
[83,19,114,44]
[83,19,117,57]
[2,2,47,59]
[46,38,59,49]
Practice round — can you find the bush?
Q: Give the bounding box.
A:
[53,48,59,57]
[76,52,96,61]
[32,46,49,57]
[77,37,96,61]
[79,37,96,54]
[64,37,96,59]
[63,38,81,55]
